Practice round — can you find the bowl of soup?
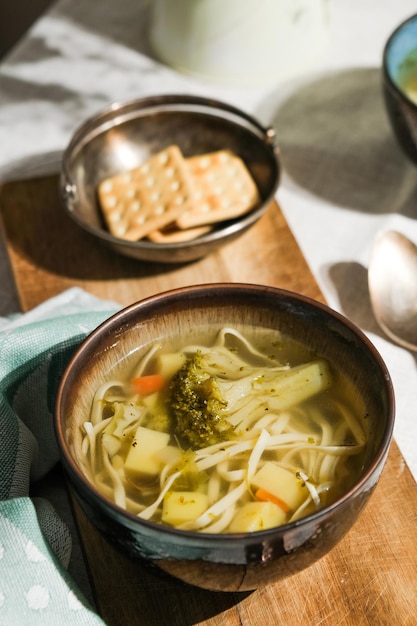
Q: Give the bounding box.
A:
[60,94,280,263]
[55,284,394,591]
[383,13,417,164]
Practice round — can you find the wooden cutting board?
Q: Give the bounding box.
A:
[1,174,417,626]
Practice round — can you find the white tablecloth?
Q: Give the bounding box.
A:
[0,0,416,479]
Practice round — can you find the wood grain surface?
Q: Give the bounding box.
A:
[1,174,416,626]
[0,175,321,310]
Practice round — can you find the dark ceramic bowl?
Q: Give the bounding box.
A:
[383,14,417,164]
[54,284,394,592]
[60,94,280,263]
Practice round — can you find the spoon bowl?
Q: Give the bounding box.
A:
[368,230,417,351]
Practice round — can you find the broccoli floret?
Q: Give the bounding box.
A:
[169,351,234,449]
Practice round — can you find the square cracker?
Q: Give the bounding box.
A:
[98,145,198,241]
[147,223,212,243]
[175,150,261,230]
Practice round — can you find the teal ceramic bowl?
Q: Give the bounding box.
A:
[54,284,395,591]
[383,14,417,163]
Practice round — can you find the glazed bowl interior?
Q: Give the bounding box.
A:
[55,284,394,591]
[60,94,280,263]
[383,14,417,163]
[384,14,417,101]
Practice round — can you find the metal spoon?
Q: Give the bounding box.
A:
[368,230,417,351]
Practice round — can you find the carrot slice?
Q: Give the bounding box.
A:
[131,374,165,395]
[254,487,291,513]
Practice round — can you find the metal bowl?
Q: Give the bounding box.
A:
[60,95,280,263]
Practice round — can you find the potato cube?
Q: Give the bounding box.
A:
[229,501,287,533]
[156,352,187,379]
[251,462,309,511]
[124,426,170,477]
[162,491,209,526]
[267,360,332,411]
[142,392,159,410]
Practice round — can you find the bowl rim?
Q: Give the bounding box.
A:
[60,94,281,252]
[55,283,395,544]
[383,12,417,111]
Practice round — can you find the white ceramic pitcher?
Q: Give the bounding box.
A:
[149,0,331,87]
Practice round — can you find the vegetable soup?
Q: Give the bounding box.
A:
[80,326,369,534]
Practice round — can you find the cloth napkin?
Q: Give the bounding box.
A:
[0,288,120,625]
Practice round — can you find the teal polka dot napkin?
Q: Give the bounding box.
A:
[0,499,103,624]
[0,288,119,625]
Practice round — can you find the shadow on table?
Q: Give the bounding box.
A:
[261,66,417,361]
[0,150,62,183]
[53,0,156,60]
[264,67,417,218]
[326,260,382,335]
[4,0,155,67]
